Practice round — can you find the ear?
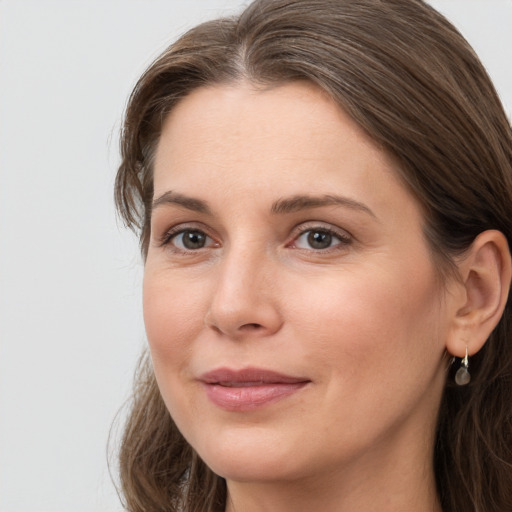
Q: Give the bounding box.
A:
[445,230,512,358]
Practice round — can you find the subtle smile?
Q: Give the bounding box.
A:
[199,367,311,412]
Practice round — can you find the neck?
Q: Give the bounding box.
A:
[225,423,442,512]
[226,465,441,512]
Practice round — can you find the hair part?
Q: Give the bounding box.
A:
[114,1,512,510]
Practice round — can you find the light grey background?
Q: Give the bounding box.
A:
[0,1,510,511]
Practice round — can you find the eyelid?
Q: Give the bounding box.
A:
[287,222,353,250]
[157,222,217,249]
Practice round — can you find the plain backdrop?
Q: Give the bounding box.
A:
[0,1,510,511]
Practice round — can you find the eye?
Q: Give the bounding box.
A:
[293,228,350,250]
[166,229,214,251]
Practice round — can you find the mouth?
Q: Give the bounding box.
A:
[199,367,310,412]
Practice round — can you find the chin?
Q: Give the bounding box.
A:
[192,427,308,483]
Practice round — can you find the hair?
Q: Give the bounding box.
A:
[114,0,512,510]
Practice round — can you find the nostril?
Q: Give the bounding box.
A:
[240,323,263,331]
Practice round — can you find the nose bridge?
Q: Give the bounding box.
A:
[206,238,282,337]
[220,242,262,298]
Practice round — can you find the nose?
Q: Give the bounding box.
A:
[205,246,283,339]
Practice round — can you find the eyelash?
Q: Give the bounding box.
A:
[288,225,352,252]
[158,225,216,252]
[158,224,352,253]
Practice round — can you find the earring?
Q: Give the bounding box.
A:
[455,346,471,386]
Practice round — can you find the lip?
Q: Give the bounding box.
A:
[199,367,310,412]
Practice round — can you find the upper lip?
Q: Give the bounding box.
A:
[199,367,310,385]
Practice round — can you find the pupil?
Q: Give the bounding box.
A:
[308,231,332,249]
[183,231,205,249]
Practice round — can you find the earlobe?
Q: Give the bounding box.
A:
[445,230,512,358]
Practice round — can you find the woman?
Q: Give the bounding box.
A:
[114,0,512,510]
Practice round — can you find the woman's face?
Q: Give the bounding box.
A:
[144,81,455,484]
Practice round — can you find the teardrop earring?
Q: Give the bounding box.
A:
[455,346,471,386]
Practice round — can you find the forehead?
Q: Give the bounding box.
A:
[155,82,391,183]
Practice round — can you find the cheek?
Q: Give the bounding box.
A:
[142,271,210,434]
[142,271,205,370]
[285,261,445,382]
[279,263,447,458]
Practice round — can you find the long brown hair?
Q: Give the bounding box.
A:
[114,1,512,510]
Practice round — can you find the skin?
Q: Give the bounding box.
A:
[143,81,464,512]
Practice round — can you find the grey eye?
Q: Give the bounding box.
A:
[295,229,337,250]
[307,230,333,249]
[173,230,210,250]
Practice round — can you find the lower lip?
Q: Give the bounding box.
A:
[203,382,308,412]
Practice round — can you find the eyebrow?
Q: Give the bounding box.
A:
[151,191,375,219]
[152,191,211,214]
[271,194,376,218]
